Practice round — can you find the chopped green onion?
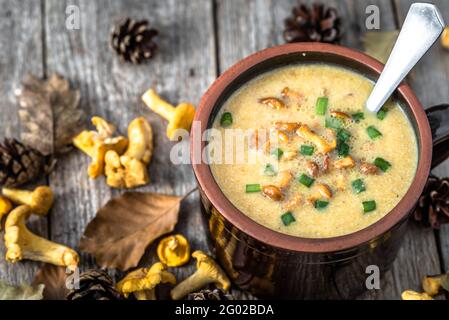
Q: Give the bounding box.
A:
[352,112,365,122]
[374,157,391,172]
[377,107,388,120]
[300,145,315,156]
[316,97,328,115]
[363,200,377,213]
[263,164,277,176]
[271,148,284,160]
[337,139,350,157]
[298,174,314,188]
[352,179,366,194]
[314,200,329,210]
[325,117,343,130]
[367,126,382,139]
[281,212,296,226]
[337,129,351,142]
[246,184,261,193]
[220,112,233,127]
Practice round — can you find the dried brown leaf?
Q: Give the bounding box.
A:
[33,264,68,300]
[362,30,399,64]
[16,73,84,155]
[79,192,181,271]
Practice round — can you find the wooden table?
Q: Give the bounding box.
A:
[0,0,448,300]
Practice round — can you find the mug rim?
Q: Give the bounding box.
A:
[191,43,432,253]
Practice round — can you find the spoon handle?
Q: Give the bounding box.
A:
[366,3,445,113]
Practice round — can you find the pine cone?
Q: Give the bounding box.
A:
[66,270,121,300]
[414,175,449,229]
[283,2,341,44]
[187,288,234,300]
[0,138,48,187]
[110,17,158,64]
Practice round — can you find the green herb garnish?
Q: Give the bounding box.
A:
[352,179,366,194]
[367,126,382,139]
[271,148,284,160]
[325,117,343,130]
[300,145,315,156]
[263,164,277,176]
[314,200,329,210]
[337,129,351,142]
[316,97,328,115]
[298,174,314,188]
[374,157,391,172]
[363,200,377,213]
[281,212,296,226]
[245,184,261,193]
[352,112,365,122]
[337,140,350,157]
[220,112,233,127]
[377,107,388,120]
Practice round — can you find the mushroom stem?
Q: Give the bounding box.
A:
[4,205,79,267]
[134,290,156,300]
[2,186,53,216]
[170,271,215,300]
[142,89,175,121]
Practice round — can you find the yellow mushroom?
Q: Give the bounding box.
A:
[157,234,190,267]
[296,124,336,154]
[422,275,444,296]
[170,250,230,300]
[401,290,433,300]
[73,117,128,179]
[0,195,13,223]
[4,205,79,267]
[441,27,449,50]
[116,262,176,300]
[103,117,153,189]
[334,156,356,169]
[141,88,195,140]
[2,186,53,216]
[122,117,153,164]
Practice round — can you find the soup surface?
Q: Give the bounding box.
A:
[210,64,417,238]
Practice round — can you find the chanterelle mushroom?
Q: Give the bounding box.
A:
[116,262,176,300]
[73,117,128,179]
[142,88,195,140]
[4,205,79,267]
[104,117,153,189]
[401,290,433,300]
[0,196,12,225]
[2,186,53,216]
[170,250,230,300]
[157,234,190,267]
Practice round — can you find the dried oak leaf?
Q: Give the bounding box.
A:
[0,281,44,300]
[362,30,399,64]
[33,264,69,300]
[79,192,181,271]
[16,73,84,156]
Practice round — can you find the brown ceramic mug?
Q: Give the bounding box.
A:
[191,43,449,299]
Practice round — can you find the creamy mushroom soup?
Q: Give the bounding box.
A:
[210,64,418,238]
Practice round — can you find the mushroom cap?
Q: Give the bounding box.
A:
[31,186,54,216]
[157,234,190,267]
[116,262,176,297]
[192,250,230,290]
[167,103,195,140]
[401,290,433,300]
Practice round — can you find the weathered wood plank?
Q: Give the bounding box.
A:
[0,0,47,286]
[216,0,442,299]
[44,0,216,282]
[394,0,449,273]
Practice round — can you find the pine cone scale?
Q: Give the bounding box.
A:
[66,270,120,300]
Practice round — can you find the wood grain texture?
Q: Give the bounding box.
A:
[216,0,443,300]
[44,0,216,283]
[394,0,449,273]
[0,0,48,286]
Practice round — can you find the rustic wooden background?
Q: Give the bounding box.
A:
[0,0,448,300]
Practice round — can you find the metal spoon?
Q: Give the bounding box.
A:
[366,3,445,113]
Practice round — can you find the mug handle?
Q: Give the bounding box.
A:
[426,104,449,169]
